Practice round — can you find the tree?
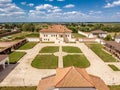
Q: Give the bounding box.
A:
[22,23,35,32]
[104,34,112,41]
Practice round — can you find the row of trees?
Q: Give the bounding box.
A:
[65,23,120,32]
[0,23,120,32]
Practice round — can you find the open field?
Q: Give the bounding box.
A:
[62,46,82,53]
[18,42,37,50]
[31,55,58,69]
[86,43,117,62]
[0,87,36,90]
[72,33,86,38]
[9,52,26,64]
[108,64,120,71]
[63,55,90,68]
[39,46,59,53]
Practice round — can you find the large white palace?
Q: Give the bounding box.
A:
[40,25,75,43]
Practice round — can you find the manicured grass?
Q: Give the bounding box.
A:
[26,33,39,37]
[109,85,120,90]
[63,55,90,68]
[108,64,120,71]
[72,33,86,38]
[86,43,116,62]
[18,42,37,50]
[40,46,59,53]
[31,55,58,69]
[62,46,82,53]
[0,86,36,90]
[9,52,26,64]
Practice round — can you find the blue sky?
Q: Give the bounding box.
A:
[0,0,120,22]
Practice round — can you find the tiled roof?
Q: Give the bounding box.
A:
[0,55,8,62]
[37,66,109,90]
[40,25,72,33]
[105,41,120,52]
[115,35,120,39]
[91,30,107,34]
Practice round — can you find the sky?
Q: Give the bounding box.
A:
[0,0,120,22]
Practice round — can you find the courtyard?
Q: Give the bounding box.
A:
[0,42,120,90]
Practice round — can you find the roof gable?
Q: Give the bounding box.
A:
[55,67,94,88]
[40,25,72,33]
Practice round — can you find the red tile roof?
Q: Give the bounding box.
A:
[40,25,72,33]
[37,66,109,90]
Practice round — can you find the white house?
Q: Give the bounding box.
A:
[40,25,75,43]
[37,66,109,90]
[88,30,107,38]
[115,35,120,43]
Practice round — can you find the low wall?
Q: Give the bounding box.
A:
[0,31,21,38]
[26,38,40,42]
[78,31,88,37]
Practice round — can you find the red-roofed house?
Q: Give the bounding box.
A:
[37,66,109,90]
[40,25,75,43]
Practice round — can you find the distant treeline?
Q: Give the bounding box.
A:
[0,23,120,33]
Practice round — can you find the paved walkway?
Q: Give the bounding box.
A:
[76,42,120,85]
[1,42,120,86]
[0,43,56,86]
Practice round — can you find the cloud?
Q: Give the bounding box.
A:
[45,0,54,1]
[27,3,34,7]
[104,0,120,8]
[0,0,25,18]
[21,2,26,5]
[57,0,65,1]
[89,11,102,15]
[64,4,75,8]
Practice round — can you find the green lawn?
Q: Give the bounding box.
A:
[9,52,26,64]
[0,87,36,90]
[108,64,120,71]
[72,33,86,38]
[26,33,39,37]
[62,46,82,53]
[18,42,37,50]
[40,46,59,53]
[86,43,116,62]
[109,85,120,90]
[31,55,58,69]
[63,55,90,68]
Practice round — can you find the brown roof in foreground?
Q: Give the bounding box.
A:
[115,35,120,39]
[0,55,8,62]
[105,41,120,52]
[37,66,109,90]
[40,25,72,33]
[91,30,107,34]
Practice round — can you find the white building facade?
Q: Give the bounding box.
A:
[40,25,75,43]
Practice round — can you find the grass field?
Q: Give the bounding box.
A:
[9,52,26,64]
[0,86,36,90]
[62,46,82,53]
[86,43,116,62]
[108,64,120,71]
[39,46,59,53]
[109,85,120,90]
[31,55,58,69]
[18,42,37,50]
[72,33,86,38]
[63,55,90,68]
